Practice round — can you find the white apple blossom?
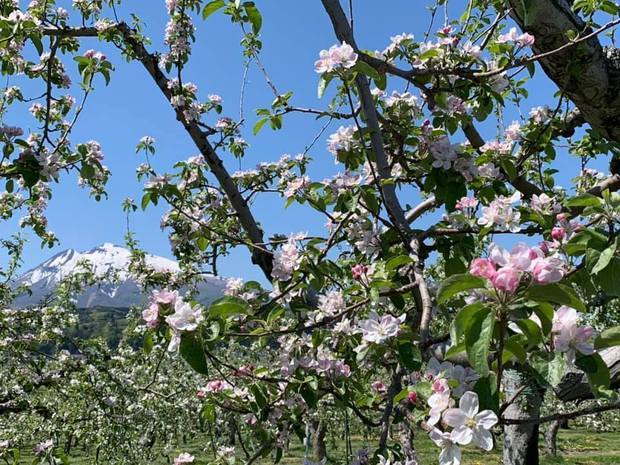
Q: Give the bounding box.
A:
[429,428,463,465]
[357,313,405,344]
[442,391,498,451]
[314,42,358,73]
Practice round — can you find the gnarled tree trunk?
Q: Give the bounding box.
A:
[502,368,545,465]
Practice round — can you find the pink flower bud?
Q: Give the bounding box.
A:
[469,258,496,280]
[551,227,566,241]
[372,381,387,393]
[491,266,521,294]
[532,257,565,284]
[407,391,418,404]
[351,264,368,280]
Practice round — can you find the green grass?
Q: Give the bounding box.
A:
[15,428,620,464]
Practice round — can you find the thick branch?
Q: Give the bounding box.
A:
[320,0,434,342]
[502,400,620,425]
[508,0,620,143]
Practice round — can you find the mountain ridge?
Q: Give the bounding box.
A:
[12,243,227,308]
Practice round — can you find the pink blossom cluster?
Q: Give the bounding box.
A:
[430,136,459,170]
[84,49,106,61]
[552,306,594,363]
[455,196,478,212]
[162,15,195,66]
[322,171,362,195]
[480,139,513,156]
[327,125,357,157]
[283,175,310,199]
[497,27,535,47]
[470,242,566,293]
[142,289,178,329]
[382,32,414,55]
[314,42,358,73]
[477,192,521,232]
[271,235,303,281]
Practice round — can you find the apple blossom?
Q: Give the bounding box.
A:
[552,306,594,363]
[469,258,496,280]
[271,235,302,281]
[314,42,358,73]
[173,453,195,464]
[429,428,463,465]
[531,256,566,284]
[357,312,405,344]
[443,391,498,451]
[491,266,521,293]
[327,125,357,156]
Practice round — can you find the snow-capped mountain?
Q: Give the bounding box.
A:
[12,243,227,308]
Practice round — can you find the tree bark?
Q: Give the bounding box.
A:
[555,347,620,401]
[311,419,327,462]
[507,0,620,143]
[502,368,545,465]
[544,419,561,456]
[400,422,420,465]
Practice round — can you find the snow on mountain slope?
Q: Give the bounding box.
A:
[12,243,227,308]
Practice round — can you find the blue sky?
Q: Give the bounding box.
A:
[1,1,606,283]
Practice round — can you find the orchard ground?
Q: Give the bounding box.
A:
[15,428,620,464]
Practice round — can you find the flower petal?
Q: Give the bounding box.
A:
[472,427,494,451]
[475,409,498,429]
[429,427,447,447]
[459,391,479,417]
[439,444,461,465]
[451,425,473,445]
[442,408,467,427]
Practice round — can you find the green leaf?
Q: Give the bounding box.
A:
[515,318,543,347]
[317,74,333,98]
[386,255,413,271]
[474,374,499,412]
[576,353,610,397]
[597,258,620,297]
[141,192,151,210]
[453,302,488,337]
[465,307,495,376]
[243,2,262,34]
[504,336,527,363]
[202,0,225,19]
[547,352,567,387]
[531,302,554,336]
[437,273,486,304]
[179,332,209,374]
[253,117,269,135]
[592,242,617,275]
[565,193,603,208]
[397,339,422,371]
[209,296,249,319]
[352,60,381,81]
[595,326,620,349]
[143,331,154,354]
[526,283,586,312]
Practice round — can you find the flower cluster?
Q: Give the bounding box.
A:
[314,42,358,73]
[497,27,535,47]
[477,192,522,232]
[142,289,203,351]
[430,392,498,465]
[470,242,566,293]
[552,306,594,363]
[271,234,303,281]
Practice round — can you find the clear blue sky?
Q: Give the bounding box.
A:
[2,1,607,283]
